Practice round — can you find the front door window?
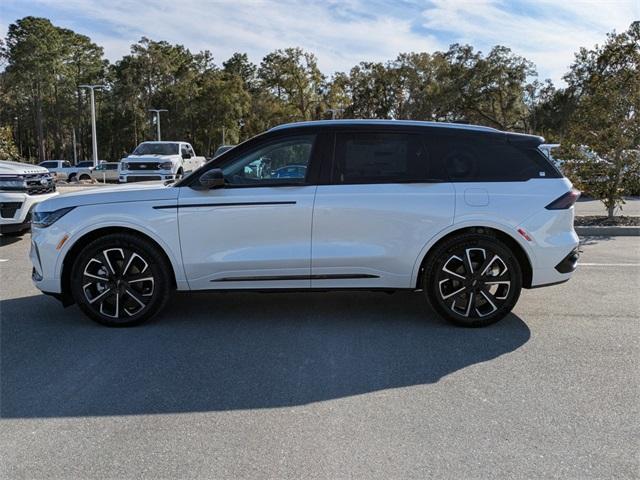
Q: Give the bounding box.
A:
[222,135,315,185]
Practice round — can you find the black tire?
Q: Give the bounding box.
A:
[70,233,172,327]
[423,233,522,327]
[79,174,91,181]
[68,173,77,181]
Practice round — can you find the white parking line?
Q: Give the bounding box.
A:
[0,259,8,263]
[580,263,640,267]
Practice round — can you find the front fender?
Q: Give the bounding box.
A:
[52,204,186,289]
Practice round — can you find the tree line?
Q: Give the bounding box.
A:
[0,17,638,213]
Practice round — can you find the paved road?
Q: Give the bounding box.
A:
[1,234,638,479]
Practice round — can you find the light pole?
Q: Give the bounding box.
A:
[237,119,245,142]
[149,109,168,141]
[13,116,22,157]
[72,127,77,165]
[79,84,105,167]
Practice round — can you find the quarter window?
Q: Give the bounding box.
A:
[333,132,430,184]
[425,134,556,181]
[222,135,315,185]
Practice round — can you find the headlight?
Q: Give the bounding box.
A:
[0,175,27,191]
[121,162,129,170]
[159,161,173,170]
[32,207,75,228]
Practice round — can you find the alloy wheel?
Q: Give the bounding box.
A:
[82,248,155,319]
[437,247,512,318]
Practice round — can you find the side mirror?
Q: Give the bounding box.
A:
[182,152,191,159]
[195,168,225,189]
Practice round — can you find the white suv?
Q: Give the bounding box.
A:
[0,160,58,235]
[30,120,580,327]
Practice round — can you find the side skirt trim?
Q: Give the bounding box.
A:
[153,201,296,210]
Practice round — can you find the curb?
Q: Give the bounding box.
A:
[575,226,640,236]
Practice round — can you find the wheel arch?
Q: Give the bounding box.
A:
[412,225,534,289]
[59,226,178,305]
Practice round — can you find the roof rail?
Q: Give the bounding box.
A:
[269,119,500,133]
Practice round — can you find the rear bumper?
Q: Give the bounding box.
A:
[555,248,580,274]
[519,206,580,288]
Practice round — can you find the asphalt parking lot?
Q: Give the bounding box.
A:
[1,232,639,479]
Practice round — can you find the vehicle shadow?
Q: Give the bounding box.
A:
[1,291,530,418]
[578,235,616,246]
[0,234,26,247]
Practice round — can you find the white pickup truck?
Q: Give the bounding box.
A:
[38,160,93,182]
[0,160,58,235]
[119,141,206,183]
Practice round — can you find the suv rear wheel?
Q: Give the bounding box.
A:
[423,233,522,327]
[70,233,171,327]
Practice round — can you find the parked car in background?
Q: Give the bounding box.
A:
[119,141,206,183]
[38,160,92,181]
[0,160,58,235]
[30,120,580,328]
[213,145,235,158]
[90,162,120,183]
[273,164,307,179]
[76,161,96,168]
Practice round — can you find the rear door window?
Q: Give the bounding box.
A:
[333,132,433,184]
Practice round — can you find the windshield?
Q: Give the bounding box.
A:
[132,143,179,155]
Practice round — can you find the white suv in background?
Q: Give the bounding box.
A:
[30,120,580,327]
[0,160,58,235]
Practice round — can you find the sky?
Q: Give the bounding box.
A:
[1,0,638,85]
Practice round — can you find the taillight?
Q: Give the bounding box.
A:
[545,189,581,210]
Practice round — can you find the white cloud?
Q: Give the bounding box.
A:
[2,0,638,84]
[420,0,639,83]
[15,0,441,74]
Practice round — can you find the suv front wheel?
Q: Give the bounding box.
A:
[423,233,522,327]
[70,233,171,327]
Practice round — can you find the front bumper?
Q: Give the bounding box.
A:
[119,172,174,183]
[0,191,59,232]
